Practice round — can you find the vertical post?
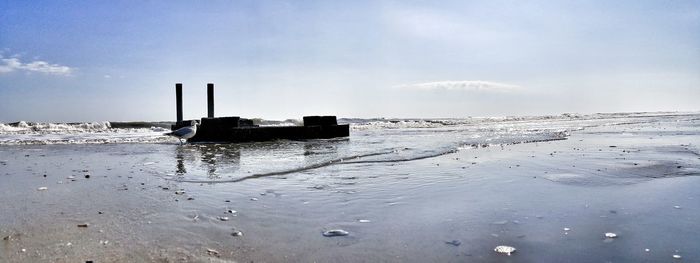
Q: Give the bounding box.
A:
[176,83,183,122]
[207,83,214,118]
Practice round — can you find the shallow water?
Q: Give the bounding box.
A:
[1,113,699,262]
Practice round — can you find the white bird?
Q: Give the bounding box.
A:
[165,122,197,144]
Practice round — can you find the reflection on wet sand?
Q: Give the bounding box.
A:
[302,139,348,162]
[174,144,241,179]
[170,139,354,183]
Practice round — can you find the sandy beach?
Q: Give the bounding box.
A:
[1,114,699,262]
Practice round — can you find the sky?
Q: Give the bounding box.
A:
[0,0,699,122]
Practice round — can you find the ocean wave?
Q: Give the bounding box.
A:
[0,136,174,145]
[0,121,171,134]
[0,112,694,145]
[0,121,172,145]
[345,115,576,130]
[0,121,112,133]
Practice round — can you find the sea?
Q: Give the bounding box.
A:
[1,112,698,184]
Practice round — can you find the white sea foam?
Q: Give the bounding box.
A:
[0,121,173,145]
[0,112,694,145]
[0,121,112,134]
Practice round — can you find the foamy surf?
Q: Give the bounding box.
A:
[0,121,172,145]
[0,121,113,133]
[0,112,693,145]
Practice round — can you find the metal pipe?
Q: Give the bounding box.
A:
[176,83,183,122]
[207,83,214,118]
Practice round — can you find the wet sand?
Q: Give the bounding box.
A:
[1,120,699,262]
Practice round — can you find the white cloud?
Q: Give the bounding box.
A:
[395,80,521,92]
[0,55,74,76]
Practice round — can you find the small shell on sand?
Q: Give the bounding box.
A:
[231,230,243,236]
[37,187,48,191]
[605,232,617,238]
[217,216,229,221]
[494,245,516,256]
[323,229,349,237]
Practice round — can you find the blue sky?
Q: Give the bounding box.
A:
[1,0,698,122]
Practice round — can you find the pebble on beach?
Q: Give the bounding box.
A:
[322,229,349,237]
[358,219,371,223]
[231,230,243,236]
[494,245,516,256]
[217,216,229,221]
[37,187,48,191]
[206,248,220,257]
[673,254,682,259]
[604,232,617,238]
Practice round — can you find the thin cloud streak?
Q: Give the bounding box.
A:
[395,80,522,92]
[0,55,74,76]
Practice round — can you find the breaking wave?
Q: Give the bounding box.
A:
[0,121,113,133]
[0,112,693,145]
[0,121,171,145]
